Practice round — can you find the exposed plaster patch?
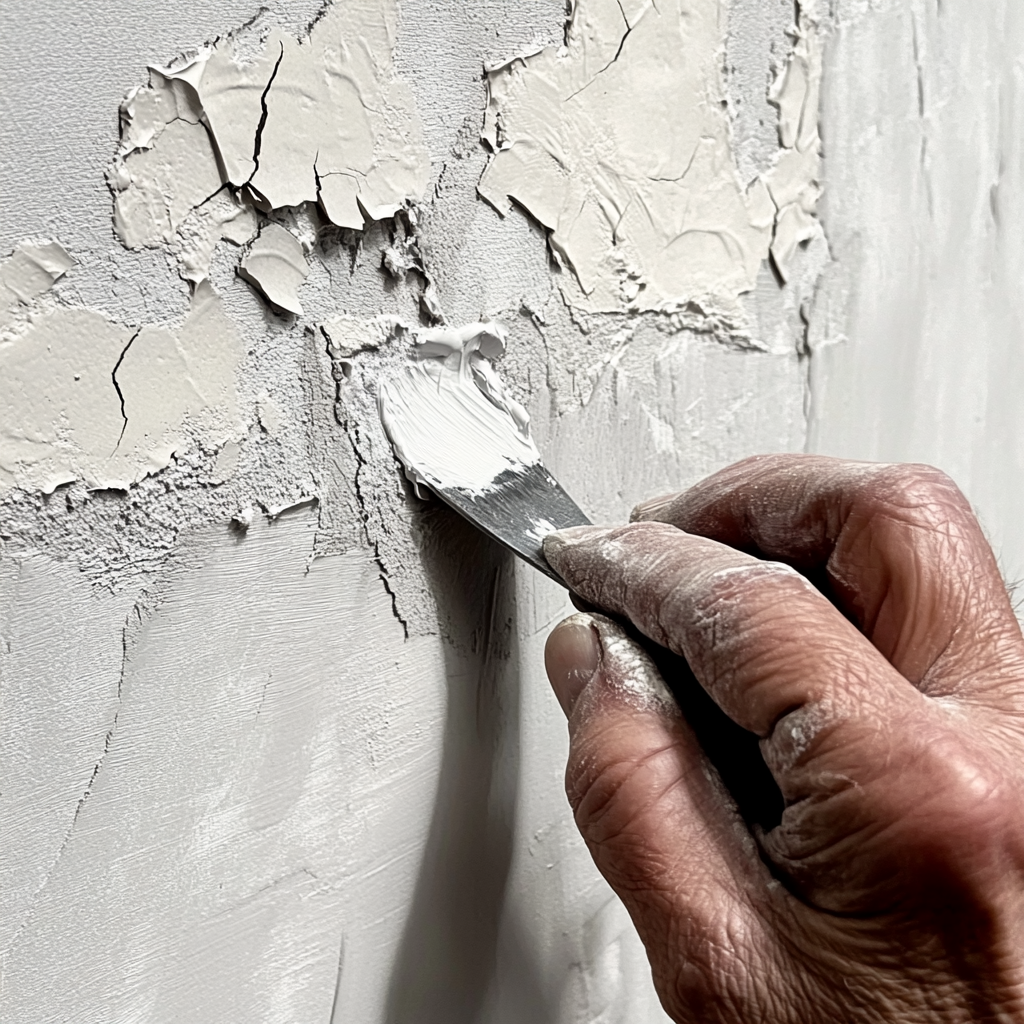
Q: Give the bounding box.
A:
[0,282,244,495]
[239,223,311,315]
[478,0,824,316]
[0,241,75,332]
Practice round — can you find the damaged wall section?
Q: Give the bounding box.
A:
[0,257,244,495]
[109,0,431,296]
[478,0,824,316]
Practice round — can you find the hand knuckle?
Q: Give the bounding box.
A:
[866,463,969,530]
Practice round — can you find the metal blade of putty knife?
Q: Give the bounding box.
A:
[431,462,592,584]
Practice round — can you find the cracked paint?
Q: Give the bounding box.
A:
[109,0,430,293]
[478,0,823,312]
[0,281,244,495]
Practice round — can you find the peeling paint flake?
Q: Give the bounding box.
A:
[239,224,310,315]
[0,284,244,495]
[110,0,430,269]
[479,0,823,312]
[0,241,75,331]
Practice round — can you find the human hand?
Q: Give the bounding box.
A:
[543,455,1024,1023]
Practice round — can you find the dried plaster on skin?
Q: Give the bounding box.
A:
[0,253,244,495]
[478,0,825,315]
[109,0,430,293]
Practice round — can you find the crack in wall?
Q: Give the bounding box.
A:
[343,412,410,641]
[110,327,142,451]
[565,0,642,101]
[248,42,286,189]
[1,601,140,964]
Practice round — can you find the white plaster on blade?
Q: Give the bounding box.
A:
[239,224,310,315]
[479,0,824,313]
[377,322,541,498]
[0,282,244,495]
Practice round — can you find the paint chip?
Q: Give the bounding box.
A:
[239,224,310,315]
[0,241,75,331]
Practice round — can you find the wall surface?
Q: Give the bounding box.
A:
[1,0,1020,1022]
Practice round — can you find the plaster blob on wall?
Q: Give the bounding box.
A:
[378,322,540,498]
[109,0,431,284]
[239,224,311,315]
[0,281,244,495]
[0,241,74,332]
[478,0,823,313]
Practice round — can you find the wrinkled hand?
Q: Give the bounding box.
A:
[543,455,1024,1023]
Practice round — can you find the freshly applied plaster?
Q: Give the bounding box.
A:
[378,322,540,497]
[478,0,824,313]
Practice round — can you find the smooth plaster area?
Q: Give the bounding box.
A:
[1,1,1022,1022]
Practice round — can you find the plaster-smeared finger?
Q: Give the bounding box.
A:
[630,455,1024,700]
[543,523,918,743]
[550,612,776,984]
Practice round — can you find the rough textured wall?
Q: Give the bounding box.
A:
[4,0,1017,1021]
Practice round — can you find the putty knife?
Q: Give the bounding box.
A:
[377,352,783,826]
[426,463,592,584]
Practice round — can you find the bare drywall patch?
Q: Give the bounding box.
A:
[478,0,824,315]
[0,280,244,495]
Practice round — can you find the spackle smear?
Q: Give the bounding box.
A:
[377,323,540,498]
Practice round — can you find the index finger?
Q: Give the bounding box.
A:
[631,455,1024,702]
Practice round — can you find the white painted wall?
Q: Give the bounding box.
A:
[1,1,1020,1021]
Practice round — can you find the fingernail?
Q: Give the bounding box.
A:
[545,612,603,716]
[630,492,678,522]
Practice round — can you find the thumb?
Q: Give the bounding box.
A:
[545,613,775,1008]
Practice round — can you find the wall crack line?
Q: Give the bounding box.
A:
[248,41,286,187]
[111,327,142,452]
[1,604,137,964]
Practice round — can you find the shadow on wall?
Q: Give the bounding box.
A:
[381,501,555,1024]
